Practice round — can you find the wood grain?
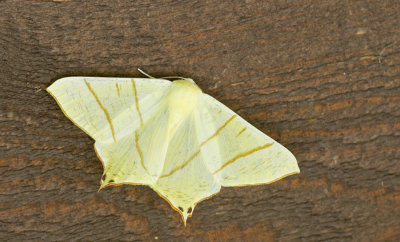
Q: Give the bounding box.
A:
[1,0,400,241]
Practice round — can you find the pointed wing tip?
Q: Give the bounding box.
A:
[181,212,190,227]
[98,183,105,192]
[290,159,301,174]
[292,159,301,174]
[183,217,187,227]
[46,84,55,94]
[284,149,300,174]
[47,77,73,93]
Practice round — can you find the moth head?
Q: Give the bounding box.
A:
[171,78,199,88]
[180,78,195,84]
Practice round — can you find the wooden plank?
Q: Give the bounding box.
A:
[1,0,399,241]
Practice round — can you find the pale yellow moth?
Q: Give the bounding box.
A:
[47,73,300,225]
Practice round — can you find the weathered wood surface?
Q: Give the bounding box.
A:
[1,0,400,241]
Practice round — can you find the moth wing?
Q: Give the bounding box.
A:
[95,102,171,186]
[152,112,221,223]
[47,77,171,143]
[197,94,300,187]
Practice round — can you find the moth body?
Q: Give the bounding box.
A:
[166,80,201,136]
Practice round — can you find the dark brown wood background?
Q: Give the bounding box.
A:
[1,0,399,241]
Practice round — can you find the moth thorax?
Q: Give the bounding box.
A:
[167,80,202,126]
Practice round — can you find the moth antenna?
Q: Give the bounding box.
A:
[161,76,187,79]
[138,68,194,83]
[138,68,156,78]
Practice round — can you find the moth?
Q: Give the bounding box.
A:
[47,71,300,225]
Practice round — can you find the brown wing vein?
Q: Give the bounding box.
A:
[159,115,237,178]
[212,143,273,174]
[115,83,120,96]
[236,127,246,137]
[84,79,116,142]
[131,79,143,127]
[135,131,150,175]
